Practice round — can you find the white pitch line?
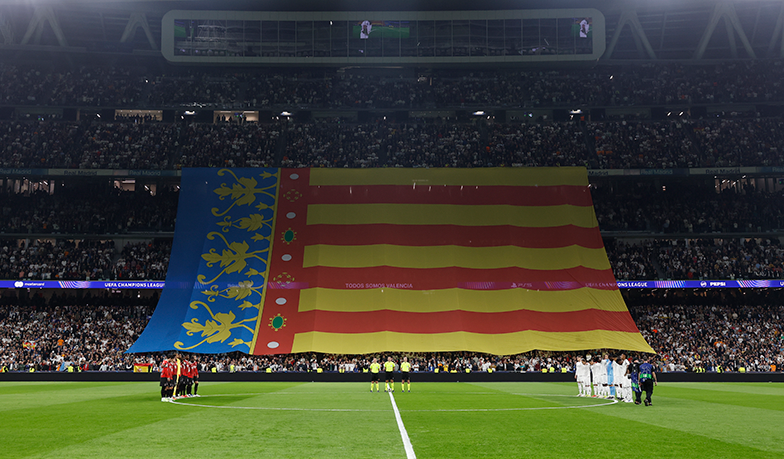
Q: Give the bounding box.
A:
[168,400,385,411]
[388,391,417,459]
[403,400,618,412]
[169,394,617,412]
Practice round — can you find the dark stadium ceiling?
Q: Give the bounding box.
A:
[0,0,783,61]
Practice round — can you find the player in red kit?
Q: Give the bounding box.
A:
[160,356,175,401]
[191,356,200,397]
[176,357,188,399]
[183,357,195,397]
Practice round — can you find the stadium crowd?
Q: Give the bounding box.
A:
[605,239,657,281]
[0,239,115,281]
[603,238,784,281]
[177,122,280,168]
[113,241,171,280]
[0,185,178,234]
[4,61,784,109]
[2,61,784,170]
[4,117,784,169]
[0,239,171,281]
[655,238,784,280]
[1,290,781,374]
[0,291,156,373]
[1,61,783,377]
[593,181,784,233]
[589,120,696,169]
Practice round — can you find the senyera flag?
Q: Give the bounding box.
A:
[128,167,653,356]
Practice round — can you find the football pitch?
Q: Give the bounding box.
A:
[1,381,782,458]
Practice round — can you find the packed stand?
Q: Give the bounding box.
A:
[626,290,784,373]
[0,239,172,281]
[282,122,386,168]
[112,240,171,280]
[1,288,781,373]
[147,73,241,108]
[0,298,784,373]
[604,239,657,280]
[4,61,784,109]
[590,120,697,169]
[655,238,784,280]
[0,290,156,372]
[246,73,428,109]
[0,185,178,234]
[0,64,143,107]
[692,118,784,167]
[592,181,784,233]
[0,239,114,280]
[383,123,487,168]
[488,122,589,167]
[600,237,784,280]
[47,66,148,107]
[176,122,281,168]
[0,120,181,169]
[0,120,283,169]
[4,116,784,169]
[635,304,784,373]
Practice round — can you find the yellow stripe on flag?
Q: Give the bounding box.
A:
[307,204,599,228]
[309,167,589,187]
[298,288,629,313]
[303,245,611,270]
[291,330,655,354]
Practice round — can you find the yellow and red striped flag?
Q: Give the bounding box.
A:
[251,167,653,355]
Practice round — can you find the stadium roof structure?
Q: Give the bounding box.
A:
[0,0,783,61]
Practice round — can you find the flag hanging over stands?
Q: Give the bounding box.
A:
[127,167,654,356]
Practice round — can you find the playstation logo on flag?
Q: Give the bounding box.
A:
[14,281,24,288]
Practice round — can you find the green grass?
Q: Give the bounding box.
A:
[1,381,783,458]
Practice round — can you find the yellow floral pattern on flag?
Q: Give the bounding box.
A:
[172,168,279,353]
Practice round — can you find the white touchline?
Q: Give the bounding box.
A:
[388,391,417,459]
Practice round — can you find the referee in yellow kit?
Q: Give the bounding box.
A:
[383,357,396,392]
[400,356,411,392]
[369,358,381,392]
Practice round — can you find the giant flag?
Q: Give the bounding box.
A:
[128,167,654,355]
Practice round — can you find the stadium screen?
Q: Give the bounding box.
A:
[164,10,603,63]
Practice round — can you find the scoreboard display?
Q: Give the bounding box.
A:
[162,9,604,64]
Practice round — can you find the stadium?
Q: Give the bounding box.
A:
[0,0,783,457]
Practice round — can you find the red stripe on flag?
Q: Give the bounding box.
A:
[301,224,604,248]
[255,169,312,355]
[307,184,593,206]
[292,309,640,334]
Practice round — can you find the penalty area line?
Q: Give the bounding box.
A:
[388,391,416,459]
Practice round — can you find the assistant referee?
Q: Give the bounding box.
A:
[369,358,381,392]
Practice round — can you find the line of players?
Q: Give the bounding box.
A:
[159,354,200,402]
[370,356,412,392]
[574,353,638,404]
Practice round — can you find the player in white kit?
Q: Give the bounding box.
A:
[617,354,633,403]
[574,356,592,397]
[590,357,605,398]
